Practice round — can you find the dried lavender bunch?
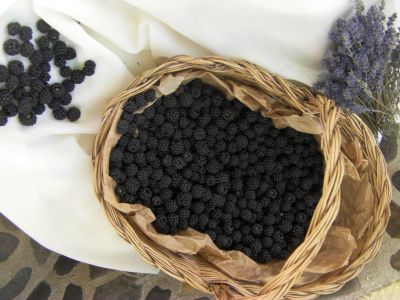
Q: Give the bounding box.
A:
[314,0,400,137]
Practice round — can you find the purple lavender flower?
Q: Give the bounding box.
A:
[314,0,400,136]
[314,0,398,109]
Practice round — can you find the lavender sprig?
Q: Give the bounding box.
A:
[314,0,400,137]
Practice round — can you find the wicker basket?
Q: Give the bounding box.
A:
[92,56,391,299]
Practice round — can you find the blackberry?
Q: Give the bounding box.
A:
[3,39,20,55]
[164,108,179,123]
[166,213,179,228]
[153,215,169,234]
[159,175,171,189]
[163,95,177,108]
[251,238,263,255]
[6,75,19,91]
[8,60,24,75]
[292,225,305,237]
[252,224,263,236]
[65,107,81,122]
[50,83,65,97]
[7,22,21,36]
[125,177,140,194]
[206,160,221,174]
[197,213,209,229]
[0,113,8,126]
[65,47,76,60]
[241,209,253,222]
[122,152,135,164]
[160,122,175,137]
[244,190,256,201]
[19,26,32,41]
[138,187,152,201]
[52,106,67,120]
[29,51,44,65]
[36,36,50,49]
[83,60,96,76]
[20,41,34,57]
[61,79,75,93]
[264,225,274,237]
[279,220,293,233]
[46,28,60,42]
[59,66,72,78]
[109,168,126,184]
[16,99,31,115]
[178,92,193,107]
[38,88,52,104]
[170,140,184,155]
[3,104,18,117]
[267,189,278,199]
[0,65,9,82]
[193,127,206,140]
[18,113,37,126]
[40,48,54,62]
[258,249,272,263]
[70,70,85,84]
[54,56,66,68]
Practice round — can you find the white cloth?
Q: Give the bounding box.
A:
[0,0,398,273]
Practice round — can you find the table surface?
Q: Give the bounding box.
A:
[0,137,399,299]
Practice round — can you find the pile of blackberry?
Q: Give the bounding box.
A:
[0,20,96,126]
[109,79,324,263]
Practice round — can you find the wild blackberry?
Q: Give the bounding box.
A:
[18,113,37,126]
[4,39,20,55]
[0,113,8,126]
[6,75,19,91]
[52,106,67,120]
[70,70,85,84]
[83,60,96,76]
[292,225,305,237]
[18,25,32,41]
[16,99,31,115]
[158,121,174,137]
[179,92,193,107]
[8,60,24,75]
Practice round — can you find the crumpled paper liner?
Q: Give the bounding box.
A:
[101,70,374,285]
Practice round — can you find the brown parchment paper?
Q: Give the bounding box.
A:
[101,70,375,285]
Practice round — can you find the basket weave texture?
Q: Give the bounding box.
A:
[92,56,391,300]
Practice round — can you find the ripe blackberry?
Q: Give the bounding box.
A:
[52,106,67,120]
[3,104,17,117]
[0,65,9,82]
[252,224,263,236]
[17,99,32,115]
[197,213,209,229]
[29,50,44,65]
[70,70,85,84]
[241,209,253,222]
[138,187,152,201]
[18,113,37,126]
[124,177,140,194]
[46,28,60,42]
[170,140,184,155]
[55,56,66,68]
[65,47,76,60]
[60,80,74,93]
[178,92,193,107]
[65,107,80,122]
[160,122,174,137]
[0,113,8,126]
[7,22,21,36]
[158,175,171,189]
[19,26,32,41]
[153,215,169,234]
[292,225,305,237]
[8,60,24,75]
[6,75,19,91]
[3,39,20,55]
[109,167,126,184]
[279,220,293,233]
[165,108,180,123]
[163,95,177,108]
[267,189,278,199]
[83,60,96,76]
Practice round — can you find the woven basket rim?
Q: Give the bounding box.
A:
[92,55,391,300]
